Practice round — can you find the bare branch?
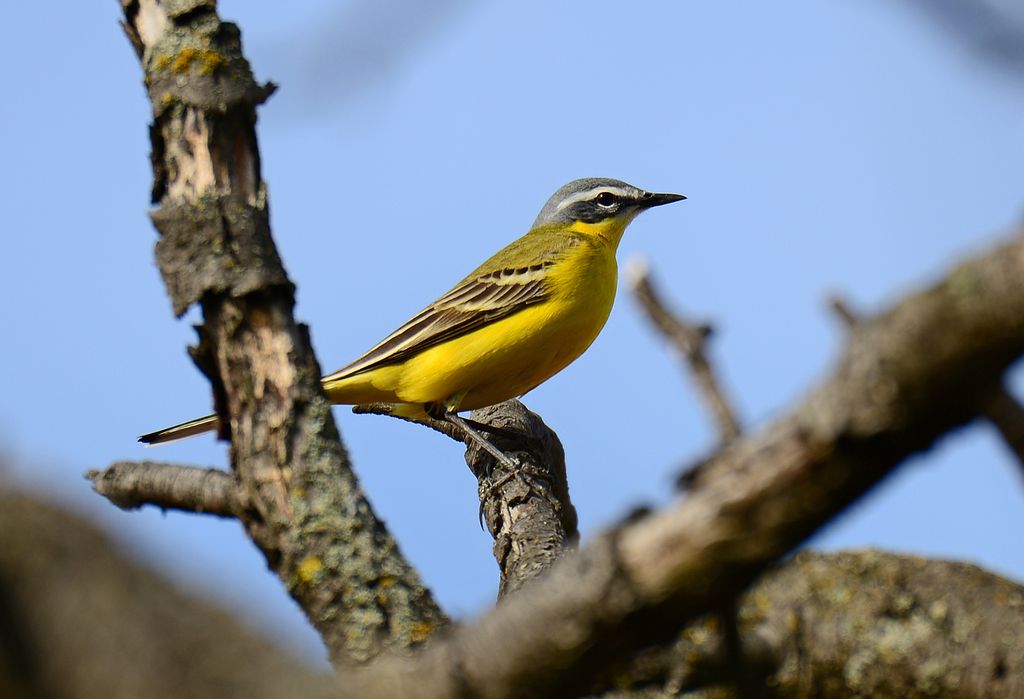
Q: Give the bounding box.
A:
[628,258,741,444]
[827,293,862,328]
[343,230,1024,698]
[118,0,444,663]
[352,403,465,442]
[86,461,242,517]
[467,401,578,596]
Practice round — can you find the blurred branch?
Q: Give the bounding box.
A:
[828,293,862,328]
[341,230,1024,698]
[833,297,1024,477]
[602,551,1024,697]
[0,484,343,699]
[86,461,242,517]
[628,258,741,444]
[904,0,1024,81]
[117,0,444,664]
[262,0,475,118]
[628,259,754,691]
[983,384,1024,476]
[8,480,1022,697]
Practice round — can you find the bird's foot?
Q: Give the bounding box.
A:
[477,455,562,530]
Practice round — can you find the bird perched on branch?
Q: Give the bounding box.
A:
[140,177,684,465]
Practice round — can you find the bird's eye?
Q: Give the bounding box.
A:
[595,192,617,208]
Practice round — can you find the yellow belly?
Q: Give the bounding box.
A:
[324,242,617,415]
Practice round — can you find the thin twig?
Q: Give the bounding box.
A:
[351,403,464,441]
[628,258,741,444]
[86,461,242,517]
[982,384,1024,479]
[828,293,861,328]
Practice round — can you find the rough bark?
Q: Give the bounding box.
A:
[352,399,578,594]
[467,401,578,596]
[117,0,444,663]
[600,550,1024,698]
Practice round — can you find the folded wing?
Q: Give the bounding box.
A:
[322,262,553,383]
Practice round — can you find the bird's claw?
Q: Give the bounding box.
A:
[477,455,561,530]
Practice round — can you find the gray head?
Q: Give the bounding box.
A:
[532,177,685,228]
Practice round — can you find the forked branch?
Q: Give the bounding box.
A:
[629,259,741,444]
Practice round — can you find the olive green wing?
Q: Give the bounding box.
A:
[321,261,554,383]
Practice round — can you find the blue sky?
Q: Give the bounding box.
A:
[2,1,1023,663]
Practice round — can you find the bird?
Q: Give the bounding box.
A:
[140,177,685,464]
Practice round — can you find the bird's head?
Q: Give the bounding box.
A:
[532,177,685,247]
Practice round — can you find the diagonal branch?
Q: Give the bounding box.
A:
[982,384,1024,478]
[116,0,444,664]
[828,293,862,328]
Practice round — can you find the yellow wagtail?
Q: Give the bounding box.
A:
[140,178,684,465]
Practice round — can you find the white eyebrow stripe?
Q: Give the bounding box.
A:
[554,185,633,212]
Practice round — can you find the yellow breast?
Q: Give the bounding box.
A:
[393,238,617,411]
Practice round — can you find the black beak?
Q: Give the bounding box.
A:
[640,191,686,208]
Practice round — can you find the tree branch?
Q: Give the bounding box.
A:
[10,477,1022,697]
[828,293,862,328]
[467,401,578,596]
[983,384,1024,476]
[0,483,342,699]
[628,259,741,444]
[628,259,753,693]
[351,403,466,442]
[341,230,1024,698]
[355,400,578,596]
[86,461,242,517]
[602,551,1024,697]
[117,0,444,663]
